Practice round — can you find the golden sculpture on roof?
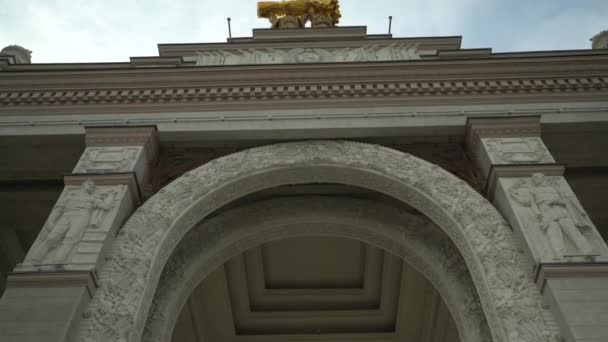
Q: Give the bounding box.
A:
[257,0,341,29]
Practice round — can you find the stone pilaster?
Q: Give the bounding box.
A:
[467,117,608,264]
[0,126,157,342]
[467,117,608,342]
[536,263,608,342]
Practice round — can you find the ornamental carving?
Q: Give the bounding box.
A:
[2,76,606,112]
[195,43,420,66]
[25,180,123,265]
[505,173,608,261]
[74,146,142,174]
[76,141,554,342]
[483,137,554,164]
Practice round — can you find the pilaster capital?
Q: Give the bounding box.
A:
[78,126,159,190]
[465,116,555,185]
[465,116,541,154]
[84,125,159,162]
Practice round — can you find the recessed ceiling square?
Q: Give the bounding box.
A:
[262,237,365,289]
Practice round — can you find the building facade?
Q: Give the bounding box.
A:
[1,15,608,342]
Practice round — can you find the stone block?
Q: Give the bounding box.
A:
[0,271,96,342]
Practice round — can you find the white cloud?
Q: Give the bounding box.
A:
[0,0,606,62]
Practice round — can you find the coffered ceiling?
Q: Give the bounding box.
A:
[171,237,460,342]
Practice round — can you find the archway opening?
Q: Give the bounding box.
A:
[171,234,462,342]
[144,184,491,342]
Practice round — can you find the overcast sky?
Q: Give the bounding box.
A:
[1,0,606,63]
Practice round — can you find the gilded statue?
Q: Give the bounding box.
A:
[257,0,341,29]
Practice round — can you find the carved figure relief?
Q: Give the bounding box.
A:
[27,180,120,264]
[508,173,598,260]
[74,146,141,173]
[195,43,420,66]
[483,137,554,164]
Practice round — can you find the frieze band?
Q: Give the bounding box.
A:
[1,76,607,110]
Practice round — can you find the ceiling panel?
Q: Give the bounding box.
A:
[262,237,365,289]
[173,236,460,342]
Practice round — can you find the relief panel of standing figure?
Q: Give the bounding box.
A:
[27,180,119,265]
[507,173,606,260]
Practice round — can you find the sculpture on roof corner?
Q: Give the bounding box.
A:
[257,0,341,29]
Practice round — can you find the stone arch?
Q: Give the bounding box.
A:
[142,196,492,342]
[76,140,553,342]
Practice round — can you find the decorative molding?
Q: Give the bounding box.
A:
[6,270,98,297]
[1,77,607,113]
[535,262,608,292]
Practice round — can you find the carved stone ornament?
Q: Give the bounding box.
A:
[482,137,554,165]
[73,146,143,174]
[195,43,420,66]
[500,173,608,262]
[76,141,555,342]
[23,180,127,268]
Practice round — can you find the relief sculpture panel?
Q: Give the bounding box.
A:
[482,137,554,165]
[194,43,420,66]
[23,180,128,269]
[498,173,608,262]
[73,146,143,174]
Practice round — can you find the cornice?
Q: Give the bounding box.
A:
[158,35,463,55]
[0,74,607,115]
[2,52,608,89]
